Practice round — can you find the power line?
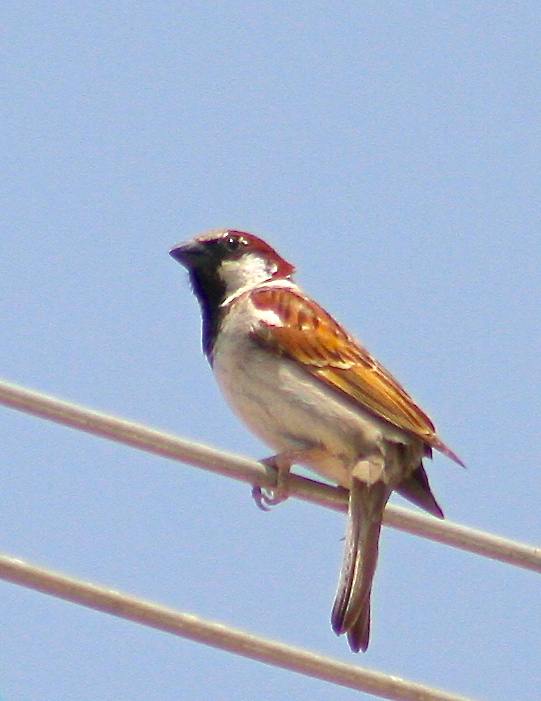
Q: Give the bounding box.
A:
[0,376,537,701]
[0,554,478,701]
[0,378,539,573]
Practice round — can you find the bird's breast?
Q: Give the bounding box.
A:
[212,303,417,487]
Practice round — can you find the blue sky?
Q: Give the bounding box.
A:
[1,3,540,699]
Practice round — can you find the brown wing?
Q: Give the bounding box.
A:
[250,286,464,466]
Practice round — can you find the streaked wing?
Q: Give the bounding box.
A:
[250,286,463,465]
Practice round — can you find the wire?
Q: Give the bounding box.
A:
[0,378,539,573]
[0,554,478,701]
[0,376,536,700]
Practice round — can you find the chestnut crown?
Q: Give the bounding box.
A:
[170,228,295,357]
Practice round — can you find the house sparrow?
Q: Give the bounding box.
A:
[170,228,464,652]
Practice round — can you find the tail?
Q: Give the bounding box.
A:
[331,479,390,652]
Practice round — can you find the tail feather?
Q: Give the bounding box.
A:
[331,479,390,653]
[346,588,371,653]
[330,486,363,633]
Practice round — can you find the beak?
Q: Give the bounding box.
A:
[169,240,207,268]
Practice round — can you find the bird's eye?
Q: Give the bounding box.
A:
[224,235,243,252]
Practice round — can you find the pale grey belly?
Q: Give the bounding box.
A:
[213,338,412,487]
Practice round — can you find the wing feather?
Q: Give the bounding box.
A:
[250,286,464,466]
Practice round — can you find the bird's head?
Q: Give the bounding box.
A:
[170,228,295,303]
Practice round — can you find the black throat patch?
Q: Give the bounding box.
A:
[187,266,228,362]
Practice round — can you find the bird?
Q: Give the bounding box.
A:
[169,228,464,652]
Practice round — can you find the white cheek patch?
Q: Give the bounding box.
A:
[219,253,275,294]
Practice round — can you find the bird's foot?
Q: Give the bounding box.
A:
[252,454,293,511]
[252,446,331,510]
